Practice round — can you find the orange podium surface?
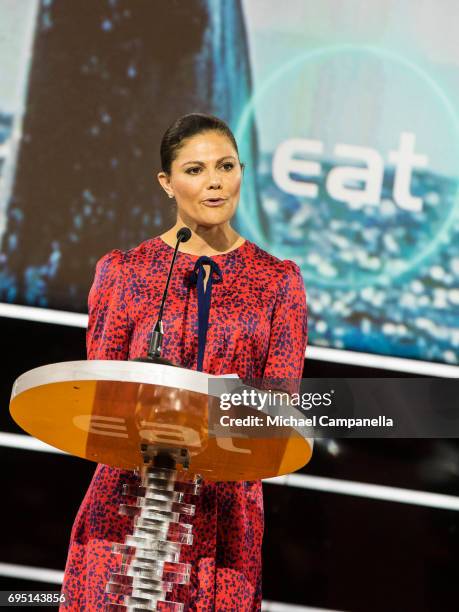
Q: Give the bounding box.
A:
[10,360,312,481]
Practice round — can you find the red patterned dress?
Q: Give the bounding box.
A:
[60,235,308,611]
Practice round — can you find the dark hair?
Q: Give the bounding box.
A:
[160,113,243,174]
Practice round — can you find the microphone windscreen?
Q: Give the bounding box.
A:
[177,227,192,242]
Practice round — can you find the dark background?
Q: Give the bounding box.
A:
[0,0,259,312]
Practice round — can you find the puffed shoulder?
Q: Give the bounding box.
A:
[95,248,125,271]
[89,249,126,299]
[281,259,302,276]
[278,259,306,293]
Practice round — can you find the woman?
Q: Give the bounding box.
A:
[61,113,308,611]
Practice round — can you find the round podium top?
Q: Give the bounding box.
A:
[10,360,313,481]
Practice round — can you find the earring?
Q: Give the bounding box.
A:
[168,194,174,199]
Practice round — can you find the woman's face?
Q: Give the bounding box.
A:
[158,130,243,229]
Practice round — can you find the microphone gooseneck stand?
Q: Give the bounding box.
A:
[106,227,201,611]
[132,226,192,367]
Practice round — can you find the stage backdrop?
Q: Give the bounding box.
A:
[1,0,458,366]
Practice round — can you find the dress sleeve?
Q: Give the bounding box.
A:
[262,260,308,393]
[86,249,130,360]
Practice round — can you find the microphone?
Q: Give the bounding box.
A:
[132,227,192,366]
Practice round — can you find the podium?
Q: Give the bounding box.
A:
[10,360,313,610]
